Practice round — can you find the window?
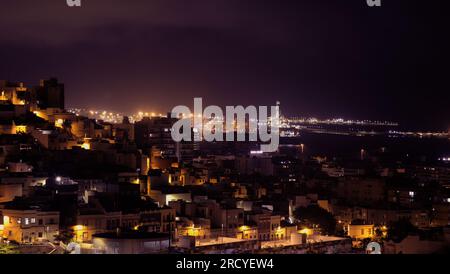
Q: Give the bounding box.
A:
[25,218,30,225]
[31,218,36,224]
[38,232,43,238]
[38,219,43,225]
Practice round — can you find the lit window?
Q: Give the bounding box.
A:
[25,218,29,225]
[409,191,415,197]
[31,218,36,224]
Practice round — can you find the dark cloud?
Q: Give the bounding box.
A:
[0,0,448,130]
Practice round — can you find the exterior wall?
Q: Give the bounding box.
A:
[2,209,59,243]
[385,236,447,254]
[177,224,211,240]
[249,213,283,241]
[7,162,33,173]
[431,204,450,227]
[318,200,331,212]
[0,184,23,203]
[74,212,140,243]
[237,226,258,240]
[235,156,274,176]
[336,178,385,203]
[347,224,374,239]
[213,208,244,230]
[92,237,170,254]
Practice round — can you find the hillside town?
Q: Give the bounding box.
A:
[1,79,449,254]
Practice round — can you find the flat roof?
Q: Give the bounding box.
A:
[93,232,169,240]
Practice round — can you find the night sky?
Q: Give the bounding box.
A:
[0,0,448,130]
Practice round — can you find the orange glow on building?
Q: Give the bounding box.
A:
[0,91,7,101]
[55,118,64,128]
[80,138,91,150]
[15,125,27,133]
[299,228,313,236]
[33,110,49,120]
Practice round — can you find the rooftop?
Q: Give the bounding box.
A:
[93,231,169,240]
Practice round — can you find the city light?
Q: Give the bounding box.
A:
[73,225,85,231]
[81,142,91,150]
[187,225,202,237]
[55,119,64,128]
[239,226,250,231]
[298,228,313,236]
[1,1,448,259]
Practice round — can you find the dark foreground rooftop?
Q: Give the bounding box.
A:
[93,232,169,240]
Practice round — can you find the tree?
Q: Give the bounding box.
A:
[294,205,337,235]
[0,244,20,254]
[54,230,75,244]
[387,218,417,243]
[375,228,383,238]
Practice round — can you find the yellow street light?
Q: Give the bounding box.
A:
[73,225,85,231]
[299,228,313,236]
